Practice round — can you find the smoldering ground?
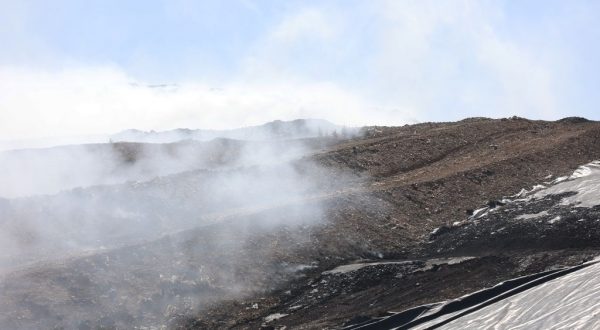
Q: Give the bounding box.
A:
[0,131,363,329]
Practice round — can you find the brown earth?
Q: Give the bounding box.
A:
[1,117,600,329]
[178,117,600,329]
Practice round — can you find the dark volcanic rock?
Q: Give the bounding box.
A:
[1,118,600,329]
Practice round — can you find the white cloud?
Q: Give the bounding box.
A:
[235,1,564,123]
[238,5,347,82]
[0,65,410,141]
[270,7,338,42]
[366,0,563,119]
[0,1,571,142]
[475,32,559,118]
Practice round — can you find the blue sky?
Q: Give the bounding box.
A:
[1,0,599,139]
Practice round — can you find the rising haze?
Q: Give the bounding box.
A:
[1,1,600,329]
[1,0,600,142]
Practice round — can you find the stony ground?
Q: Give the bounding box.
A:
[1,117,600,329]
[173,117,600,329]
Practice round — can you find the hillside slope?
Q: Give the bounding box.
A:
[0,117,599,329]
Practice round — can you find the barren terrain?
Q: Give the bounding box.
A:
[1,117,599,329]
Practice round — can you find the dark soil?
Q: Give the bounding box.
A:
[1,117,600,329]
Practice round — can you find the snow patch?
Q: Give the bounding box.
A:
[549,216,561,224]
[569,161,600,179]
[264,313,288,323]
[322,261,413,275]
[471,207,488,218]
[417,260,600,329]
[323,257,474,275]
[534,161,600,208]
[516,211,549,220]
[420,257,475,271]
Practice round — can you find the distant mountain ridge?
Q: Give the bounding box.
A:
[0,119,356,152]
[111,118,357,143]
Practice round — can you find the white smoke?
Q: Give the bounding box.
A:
[0,126,363,328]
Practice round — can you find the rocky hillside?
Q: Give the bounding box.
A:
[0,117,599,329]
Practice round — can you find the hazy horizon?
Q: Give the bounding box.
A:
[2,0,600,141]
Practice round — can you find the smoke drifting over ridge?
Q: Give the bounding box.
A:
[0,119,357,198]
[0,119,363,328]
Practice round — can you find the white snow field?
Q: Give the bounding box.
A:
[416,161,600,329]
[535,160,600,208]
[350,161,600,330]
[418,259,600,329]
